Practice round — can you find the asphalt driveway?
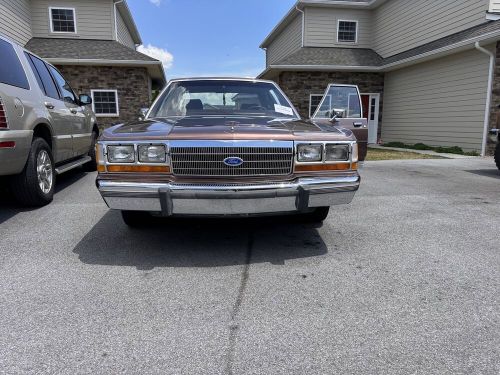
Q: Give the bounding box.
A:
[0,158,499,374]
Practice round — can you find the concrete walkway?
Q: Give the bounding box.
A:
[368,144,479,159]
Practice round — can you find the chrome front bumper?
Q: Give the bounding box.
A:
[97,175,360,216]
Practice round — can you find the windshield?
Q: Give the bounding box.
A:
[313,85,362,119]
[149,80,298,120]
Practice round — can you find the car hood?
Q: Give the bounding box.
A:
[100,116,355,142]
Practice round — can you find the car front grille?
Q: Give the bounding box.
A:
[170,142,294,177]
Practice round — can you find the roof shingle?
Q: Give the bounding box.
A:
[25,38,158,62]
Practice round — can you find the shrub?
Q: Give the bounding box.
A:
[413,143,433,150]
[434,146,464,155]
[383,142,407,148]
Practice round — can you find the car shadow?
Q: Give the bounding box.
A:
[0,168,89,225]
[73,210,329,270]
[465,169,500,179]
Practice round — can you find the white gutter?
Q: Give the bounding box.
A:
[475,41,495,157]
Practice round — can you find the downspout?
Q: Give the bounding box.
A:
[295,4,305,47]
[475,41,495,157]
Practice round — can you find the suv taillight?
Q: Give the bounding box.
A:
[0,97,8,129]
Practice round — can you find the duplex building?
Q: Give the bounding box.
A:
[259,0,500,155]
[0,0,165,127]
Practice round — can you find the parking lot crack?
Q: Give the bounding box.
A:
[226,231,254,375]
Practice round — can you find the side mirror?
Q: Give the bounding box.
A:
[79,94,92,106]
[329,110,343,123]
[138,107,149,121]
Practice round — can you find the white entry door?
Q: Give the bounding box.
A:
[366,94,380,144]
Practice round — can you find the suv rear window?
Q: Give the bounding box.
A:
[0,39,29,90]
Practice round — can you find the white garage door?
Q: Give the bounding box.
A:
[381,48,491,152]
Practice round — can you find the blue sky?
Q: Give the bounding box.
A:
[128,0,296,79]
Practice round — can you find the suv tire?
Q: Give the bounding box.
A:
[300,207,330,223]
[10,137,55,207]
[495,143,500,171]
[83,131,98,172]
[121,210,151,228]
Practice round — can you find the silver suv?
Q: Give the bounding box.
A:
[0,35,98,206]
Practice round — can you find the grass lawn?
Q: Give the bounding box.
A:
[366,148,445,161]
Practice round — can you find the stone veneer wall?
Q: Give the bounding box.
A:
[488,41,500,155]
[56,65,151,129]
[277,71,385,140]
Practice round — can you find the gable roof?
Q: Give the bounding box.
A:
[115,0,142,45]
[260,0,387,48]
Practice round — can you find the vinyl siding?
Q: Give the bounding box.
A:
[304,7,372,48]
[373,0,489,58]
[267,15,302,65]
[31,0,114,40]
[116,8,135,49]
[381,48,490,152]
[0,0,32,45]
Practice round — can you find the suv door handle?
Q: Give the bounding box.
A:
[353,122,363,128]
[70,109,78,114]
[44,102,55,109]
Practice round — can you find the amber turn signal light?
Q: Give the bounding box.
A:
[295,163,357,172]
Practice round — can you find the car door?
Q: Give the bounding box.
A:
[25,53,73,162]
[312,84,368,161]
[47,65,90,158]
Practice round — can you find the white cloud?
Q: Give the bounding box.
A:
[149,0,161,6]
[137,44,174,70]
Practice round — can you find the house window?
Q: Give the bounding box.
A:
[50,7,76,33]
[337,20,357,43]
[310,94,331,117]
[91,90,119,117]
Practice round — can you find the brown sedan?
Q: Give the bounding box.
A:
[95,78,363,226]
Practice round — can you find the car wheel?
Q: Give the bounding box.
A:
[300,207,330,223]
[121,210,151,228]
[10,137,55,207]
[495,143,500,171]
[83,131,98,172]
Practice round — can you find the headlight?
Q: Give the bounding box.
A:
[297,144,323,162]
[325,144,350,161]
[107,145,135,163]
[138,145,166,163]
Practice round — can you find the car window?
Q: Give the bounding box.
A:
[25,53,60,100]
[151,80,298,119]
[47,65,77,105]
[313,85,362,119]
[0,39,29,90]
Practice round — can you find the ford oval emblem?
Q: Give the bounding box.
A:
[224,157,244,167]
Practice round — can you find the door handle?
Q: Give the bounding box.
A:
[353,122,364,128]
[70,109,78,114]
[44,102,55,110]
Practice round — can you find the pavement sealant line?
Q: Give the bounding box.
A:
[226,231,254,375]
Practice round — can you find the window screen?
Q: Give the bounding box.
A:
[51,8,76,33]
[338,21,357,43]
[0,39,29,90]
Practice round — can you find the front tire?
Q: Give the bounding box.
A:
[495,143,500,171]
[10,137,55,207]
[121,211,150,228]
[300,207,330,223]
